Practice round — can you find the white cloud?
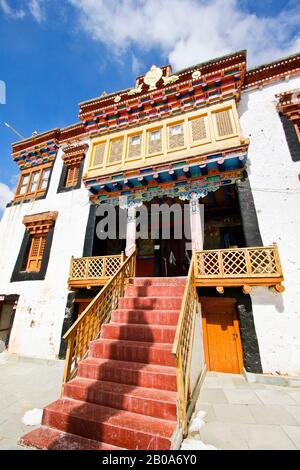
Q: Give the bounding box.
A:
[68,0,300,69]
[131,54,144,75]
[0,0,44,22]
[0,0,25,19]
[0,182,13,215]
[28,0,44,23]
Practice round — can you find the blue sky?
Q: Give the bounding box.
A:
[0,0,300,213]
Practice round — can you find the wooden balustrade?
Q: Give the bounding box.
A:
[194,243,284,292]
[68,253,125,288]
[172,253,198,435]
[62,248,136,391]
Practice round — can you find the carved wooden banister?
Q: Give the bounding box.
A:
[62,248,136,391]
[172,253,198,435]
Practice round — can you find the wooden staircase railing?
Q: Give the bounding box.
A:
[61,248,137,392]
[172,253,198,435]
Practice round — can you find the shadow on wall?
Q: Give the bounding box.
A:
[250,286,285,314]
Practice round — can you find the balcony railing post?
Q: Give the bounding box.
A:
[69,256,74,279]
[218,250,224,277]
[103,257,107,277]
[273,242,283,276]
[244,248,253,277]
[84,258,89,279]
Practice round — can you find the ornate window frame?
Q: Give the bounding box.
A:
[57,144,86,193]
[11,211,58,282]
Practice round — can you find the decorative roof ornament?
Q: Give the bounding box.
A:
[128,83,143,96]
[101,91,108,98]
[114,95,121,103]
[162,74,179,86]
[143,65,163,90]
[192,70,202,80]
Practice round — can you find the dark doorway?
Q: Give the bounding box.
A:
[0,296,18,350]
[136,197,189,277]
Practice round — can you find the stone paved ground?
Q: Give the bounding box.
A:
[0,352,64,450]
[1,354,300,450]
[193,371,300,450]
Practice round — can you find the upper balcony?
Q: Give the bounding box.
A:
[83,100,248,183]
[68,244,284,293]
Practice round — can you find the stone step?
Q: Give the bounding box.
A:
[111,308,180,326]
[101,323,176,343]
[119,296,182,310]
[125,285,185,298]
[19,426,123,450]
[131,277,186,287]
[77,357,177,391]
[90,338,175,366]
[64,378,177,421]
[42,399,176,450]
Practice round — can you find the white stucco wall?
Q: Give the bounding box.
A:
[0,142,91,359]
[189,304,204,394]
[239,76,300,375]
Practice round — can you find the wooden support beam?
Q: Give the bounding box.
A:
[138,176,148,186]
[123,179,134,189]
[183,166,191,178]
[112,182,122,190]
[153,173,161,183]
[273,283,285,293]
[243,285,252,294]
[199,164,208,176]
[168,170,177,181]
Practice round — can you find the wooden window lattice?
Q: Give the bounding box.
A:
[148,130,162,154]
[93,142,106,166]
[215,109,233,137]
[108,138,123,163]
[168,124,184,148]
[66,165,80,188]
[190,117,207,141]
[128,135,142,159]
[26,236,47,272]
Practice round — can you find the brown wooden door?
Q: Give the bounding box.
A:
[201,297,243,374]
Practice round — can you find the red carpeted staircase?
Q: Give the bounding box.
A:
[20,277,186,450]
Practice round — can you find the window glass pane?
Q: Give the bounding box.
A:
[169,123,184,148]
[29,172,40,193]
[170,124,183,136]
[128,134,142,159]
[130,135,141,146]
[40,168,50,190]
[19,175,29,195]
[150,130,161,141]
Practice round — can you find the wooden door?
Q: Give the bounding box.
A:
[201,297,243,374]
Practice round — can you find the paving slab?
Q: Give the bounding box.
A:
[199,422,249,450]
[287,391,300,405]
[285,405,300,424]
[198,388,228,404]
[282,425,300,448]
[238,424,297,450]
[213,404,255,424]
[0,353,63,450]
[224,389,262,405]
[190,371,300,450]
[249,404,298,425]
[256,389,298,406]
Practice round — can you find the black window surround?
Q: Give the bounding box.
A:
[57,159,85,194]
[11,225,55,282]
[279,113,300,162]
